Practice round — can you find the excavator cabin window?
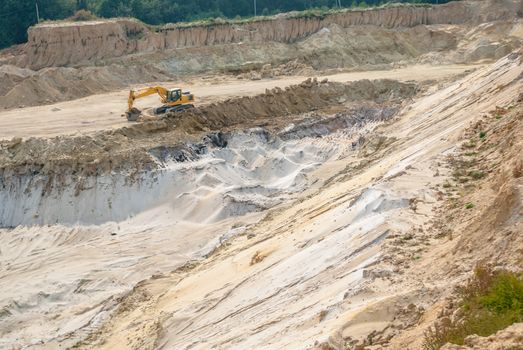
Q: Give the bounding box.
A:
[167,89,181,102]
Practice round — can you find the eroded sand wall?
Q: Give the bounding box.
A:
[23,0,519,69]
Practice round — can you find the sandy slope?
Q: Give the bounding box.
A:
[0,64,480,140]
[0,110,383,348]
[0,53,520,349]
[0,0,521,347]
[61,53,520,349]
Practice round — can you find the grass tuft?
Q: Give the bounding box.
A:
[463,140,477,149]
[468,170,485,180]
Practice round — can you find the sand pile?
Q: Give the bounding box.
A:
[235,60,315,80]
[0,65,35,97]
[0,64,173,109]
[297,23,458,69]
[169,78,417,132]
[419,20,523,64]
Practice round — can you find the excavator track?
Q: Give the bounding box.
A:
[166,104,194,113]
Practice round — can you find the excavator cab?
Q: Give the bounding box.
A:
[166,89,182,103]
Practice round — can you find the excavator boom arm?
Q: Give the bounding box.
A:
[128,86,169,111]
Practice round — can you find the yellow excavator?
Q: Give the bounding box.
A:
[126,86,195,121]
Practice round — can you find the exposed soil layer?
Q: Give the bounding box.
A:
[18,0,521,69]
[0,0,521,110]
[0,79,417,180]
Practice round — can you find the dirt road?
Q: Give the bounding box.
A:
[0,64,480,140]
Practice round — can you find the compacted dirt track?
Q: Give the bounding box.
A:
[0,64,480,139]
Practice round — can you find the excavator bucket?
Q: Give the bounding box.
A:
[126,107,142,121]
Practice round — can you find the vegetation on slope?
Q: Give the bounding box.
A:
[423,266,523,350]
[423,98,523,349]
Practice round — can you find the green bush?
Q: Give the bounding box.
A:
[423,266,523,350]
[468,170,485,180]
[479,273,523,314]
[70,9,98,21]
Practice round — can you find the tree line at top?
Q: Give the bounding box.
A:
[0,0,450,50]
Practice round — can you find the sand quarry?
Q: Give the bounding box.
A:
[0,0,522,349]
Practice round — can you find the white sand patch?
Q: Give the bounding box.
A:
[0,128,355,348]
[0,129,350,227]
